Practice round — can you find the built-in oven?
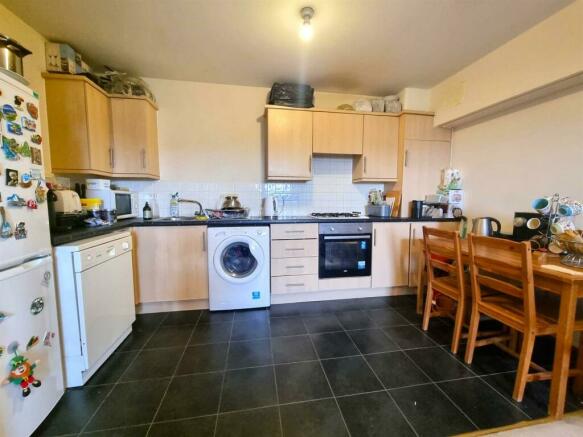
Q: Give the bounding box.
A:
[318,222,372,278]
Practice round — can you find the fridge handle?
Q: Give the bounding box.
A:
[0,256,48,281]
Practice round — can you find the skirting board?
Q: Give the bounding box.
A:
[135,286,414,314]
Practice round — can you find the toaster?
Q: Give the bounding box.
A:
[53,190,83,213]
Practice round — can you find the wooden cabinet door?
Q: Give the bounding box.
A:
[400,139,451,217]
[313,112,363,155]
[353,115,399,181]
[267,108,313,180]
[111,98,144,175]
[408,221,459,286]
[144,102,160,177]
[371,222,411,288]
[85,84,113,174]
[402,114,451,141]
[133,226,209,303]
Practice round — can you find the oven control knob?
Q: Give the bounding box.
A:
[329,226,335,232]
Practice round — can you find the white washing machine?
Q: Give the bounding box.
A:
[208,226,270,311]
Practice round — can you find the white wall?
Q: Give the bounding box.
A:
[451,87,583,234]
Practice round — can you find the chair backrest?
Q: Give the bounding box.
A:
[468,234,536,329]
[423,227,465,299]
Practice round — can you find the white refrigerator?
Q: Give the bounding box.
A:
[0,73,64,437]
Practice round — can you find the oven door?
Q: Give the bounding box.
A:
[319,234,372,278]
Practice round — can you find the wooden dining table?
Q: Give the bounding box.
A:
[415,240,583,419]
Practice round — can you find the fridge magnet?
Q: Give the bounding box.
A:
[21,116,36,132]
[6,168,18,186]
[0,311,9,323]
[7,194,26,207]
[35,182,47,203]
[0,206,13,239]
[30,147,42,165]
[30,168,42,179]
[2,104,17,121]
[26,199,37,210]
[2,136,20,160]
[7,122,23,136]
[19,172,32,188]
[30,297,44,315]
[18,141,31,158]
[30,134,42,145]
[26,102,38,120]
[13,96,24,111]
[2,353,42,397]
[7,341,19,354]
[42,331,55,347]
[26,336,39,351]
[0,346,4,358]
[14,222,27,240]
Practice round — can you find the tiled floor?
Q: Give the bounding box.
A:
[34,294,583,437]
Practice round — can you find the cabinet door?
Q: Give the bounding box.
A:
[133,227,209,303]
[313,112,363,155]
[402,114,451,141]
[111,98,144,175]
[267,108,313,180]
[400,139,451,217]
[408,221,459,286]
[85,84,113,174]
[145,102,160,177]
[371,222,411,288]
[353,116,398,181]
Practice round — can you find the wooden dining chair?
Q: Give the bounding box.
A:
[421,227,467,354]
[464,235,573,402]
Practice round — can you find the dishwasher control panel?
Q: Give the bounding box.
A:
[73,235,133,272]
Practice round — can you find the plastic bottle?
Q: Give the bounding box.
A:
[169,193,179,218]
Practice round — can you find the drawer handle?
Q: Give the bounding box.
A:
[286,265,305,269]
[285,248,304,251]
[285,230,305,233]
[286,283,305,287]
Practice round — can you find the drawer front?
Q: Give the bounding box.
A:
[271,274,319,294]
[271,257,318,277]
[272,239,318,258]
[271,223,318,240]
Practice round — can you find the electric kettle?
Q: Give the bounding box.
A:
[263,195,281,217]
[471,217,502,236]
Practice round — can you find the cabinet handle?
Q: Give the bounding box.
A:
[308,156,312,173]
[286,283,305,287]
[373,228,376,246]
[109,148,113,168]
[404,150,409,167]
[111,149,116,168]
[285,248,304,251]
[364,156,367,174]
[141,149,146,169]
[286,265,305,269]
[202,231,207,252]
[285,230,304,233]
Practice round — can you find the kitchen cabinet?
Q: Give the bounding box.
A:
[353,115,399,182]
[402,114,451,142]
[44,74,113,176]
[267,108,313,180]
[110,96,160,178]
[408,221,458,287]
[132,226,208,303]
[313,112,363,155]
[371,222,411,288]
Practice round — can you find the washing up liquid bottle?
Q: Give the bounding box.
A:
[170,193,180,218]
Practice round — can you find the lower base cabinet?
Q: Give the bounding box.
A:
[371,222,411,288]
[132,226,209,303]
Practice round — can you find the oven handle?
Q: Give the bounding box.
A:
[322,235,371,240]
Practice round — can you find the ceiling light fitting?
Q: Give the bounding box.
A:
[299,6,315,41]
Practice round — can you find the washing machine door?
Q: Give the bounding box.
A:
[213,235,265,284]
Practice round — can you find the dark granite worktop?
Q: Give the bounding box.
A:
[51,215,460,246]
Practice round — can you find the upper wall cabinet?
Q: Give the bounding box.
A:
[44,74,113,176]
[313,112,363,155]
[110,96,160,178]
[267,108,313,181]
[401,114,451,142]
[43,73,160,179]
[353,115,399,182]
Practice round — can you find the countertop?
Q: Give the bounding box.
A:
[51,215,460,246]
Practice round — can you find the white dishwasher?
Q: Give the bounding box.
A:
[54,231,135,387]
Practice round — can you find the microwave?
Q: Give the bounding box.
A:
[86,188,138,219]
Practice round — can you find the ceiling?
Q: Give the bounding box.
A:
[2,0,573,95]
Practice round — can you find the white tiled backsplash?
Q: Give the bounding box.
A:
[79,156,383,217]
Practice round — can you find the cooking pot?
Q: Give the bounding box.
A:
[0,34,31,78]
[471,217,501,237]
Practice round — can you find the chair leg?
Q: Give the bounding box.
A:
[416,251,426,315]
[451,298,464,355]
[513,332,536,402]
[421,282,434,331]
[464,305,480,364]
[572,333,583,393]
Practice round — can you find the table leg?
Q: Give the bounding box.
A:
[548,284,578,418]
[573,333,583,394]
[416,250,426,315]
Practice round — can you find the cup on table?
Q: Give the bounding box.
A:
[531,197,552,215]
[558,199,583,217]
[550,218,576,235]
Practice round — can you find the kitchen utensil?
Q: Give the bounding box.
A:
[0,206,13,239]
[263,195,281,217]
[411,200,424,219]
[365,204,392,217]
[221,194,242,210]
[471,217,502,236]
[206,208,249,219]
[0,33,31,78]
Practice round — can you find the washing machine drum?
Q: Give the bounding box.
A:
[214,236,265,283]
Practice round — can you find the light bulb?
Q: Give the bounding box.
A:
[300,20,313,41]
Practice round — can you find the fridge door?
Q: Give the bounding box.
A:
[0,73,51,271]
[0,255,64,437]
